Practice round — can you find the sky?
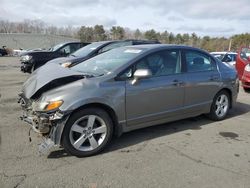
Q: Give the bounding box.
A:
[0,0,250,37]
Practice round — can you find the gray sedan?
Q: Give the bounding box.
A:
[19,44,239,157]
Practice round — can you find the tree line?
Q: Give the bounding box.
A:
[1,19,250,52]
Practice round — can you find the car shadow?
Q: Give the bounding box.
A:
[47,101,250,159]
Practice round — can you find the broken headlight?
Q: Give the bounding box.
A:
[32,100,63,112]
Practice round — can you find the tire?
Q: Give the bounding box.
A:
[207,90,230,121]
[62,108,113,157]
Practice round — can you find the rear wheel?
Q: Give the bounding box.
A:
[62,108,113,157]
[207,90,230,121]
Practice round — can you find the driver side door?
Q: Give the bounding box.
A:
[124,49,185,130]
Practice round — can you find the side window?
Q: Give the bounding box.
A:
[119,50,181,80]
[70,43,81,53]
[99,41,132,54]
[59,45,71,55]
[229,54,236,61]
[185,51,215,72]
[135,50,181,77]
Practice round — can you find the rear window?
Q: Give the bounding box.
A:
[185,51,216,72]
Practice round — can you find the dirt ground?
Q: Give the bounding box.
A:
[0,57,250,188]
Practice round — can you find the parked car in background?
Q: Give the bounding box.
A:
[0,46,8,56]
[47,39,160,68]
[236,47,250,92]
[19,44,238,157]
[20,42,89,73]
[210,52,237,67]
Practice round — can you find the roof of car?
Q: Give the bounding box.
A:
[123,44,201,50]
[90,39,160,44]
[91,41,112,44]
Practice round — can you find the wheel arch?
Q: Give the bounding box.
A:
[64,102,122,138]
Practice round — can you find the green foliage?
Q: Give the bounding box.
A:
[110,26,125,40]
[93,25,107,41]
[78,26,94,42]
[231,33,250,51]
[69,24,250,52]
[1,19,249,52]
[144,29,160,40]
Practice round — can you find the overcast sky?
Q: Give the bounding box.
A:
[0,0,249,37]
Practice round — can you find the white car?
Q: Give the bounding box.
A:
[210,52,237,67]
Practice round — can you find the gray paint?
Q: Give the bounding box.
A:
[21,44,239,144]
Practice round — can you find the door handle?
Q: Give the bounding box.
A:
[172,80,184,86]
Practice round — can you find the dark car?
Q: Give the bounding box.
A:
[0,46,8,56]
[47,40,160,68]
[19,44,238,157]
[20,42,89,73]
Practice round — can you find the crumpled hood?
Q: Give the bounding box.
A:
[22,63,84,99]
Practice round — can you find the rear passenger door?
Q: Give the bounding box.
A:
[183,50,221,111]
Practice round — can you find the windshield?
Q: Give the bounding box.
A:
[71,42,108,57]
[49,43,64,51]
[71,47,145,75]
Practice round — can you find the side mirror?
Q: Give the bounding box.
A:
[131,69,152,85]
[222,55,232,62]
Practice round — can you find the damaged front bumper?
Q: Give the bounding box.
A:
[18,95,71,154]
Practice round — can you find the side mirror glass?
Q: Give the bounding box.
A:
[131,69,152,85]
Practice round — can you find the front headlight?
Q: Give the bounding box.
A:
[33,100,63,111]
[45,100,63,111]
[61,62,72,68]
[244,64,250,72]
[20,55,32,62]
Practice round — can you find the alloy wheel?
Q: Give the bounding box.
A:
[215,94,229,118]
[69,115,107,152]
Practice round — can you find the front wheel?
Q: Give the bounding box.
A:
[62,108,113,157]
[207,90,230,121]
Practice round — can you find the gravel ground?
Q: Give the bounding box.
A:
[0,57,250,188]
